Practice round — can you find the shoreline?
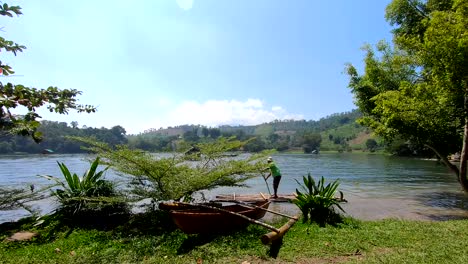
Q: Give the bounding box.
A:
[264,194,468,222]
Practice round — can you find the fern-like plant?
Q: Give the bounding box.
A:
[292,173,344,226]
[69,136,269,206]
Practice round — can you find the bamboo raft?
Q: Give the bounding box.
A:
[215,193,295,203]
[216,191,347,203]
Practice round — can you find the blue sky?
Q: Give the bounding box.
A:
[2,0,393,134]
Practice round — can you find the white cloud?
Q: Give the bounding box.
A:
[34,98,303,134]
[271,106,283,112]
[176,0,194,10]
[146,99,304,130]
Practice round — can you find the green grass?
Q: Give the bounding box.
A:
[1,215,467,263]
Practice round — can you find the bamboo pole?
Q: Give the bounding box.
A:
[177,202,280,233]
[261,216,299,245]
[261,173,272,195]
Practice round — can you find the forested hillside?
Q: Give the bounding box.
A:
[0,109,383,154]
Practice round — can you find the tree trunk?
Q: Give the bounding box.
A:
[424,144,459,177]
[426,92,468,193]
[459,94,468,192]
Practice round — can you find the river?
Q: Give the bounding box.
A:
[1,153,467,223]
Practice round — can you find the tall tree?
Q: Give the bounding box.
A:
[0,2,95,214]
[295,130,322,153]
[347,0,468,191]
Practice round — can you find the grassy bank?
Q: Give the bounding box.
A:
[1,214,467,264]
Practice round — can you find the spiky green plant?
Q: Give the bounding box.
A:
[292,173,344,226]
[41,157,127,217]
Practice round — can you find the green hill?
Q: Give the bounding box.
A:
[0,109,379,154]
[130,109,379,153]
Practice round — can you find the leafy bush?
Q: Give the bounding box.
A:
[366,138,378,152]
[41,157,128,220]
[70,136,269,206]
[292,174,344,226]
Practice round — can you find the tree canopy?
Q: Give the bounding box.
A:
[0,2,95,214]
[0,3,95,143]
[346,0,468,191]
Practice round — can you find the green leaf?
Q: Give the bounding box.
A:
[293,174,345,225]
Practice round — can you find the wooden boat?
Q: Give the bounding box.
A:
[41,149,54,154]
[161,200,271,234]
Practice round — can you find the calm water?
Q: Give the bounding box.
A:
[1,153,467,223]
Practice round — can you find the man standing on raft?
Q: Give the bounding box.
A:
[265,157,282,199]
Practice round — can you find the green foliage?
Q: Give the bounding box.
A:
[0,85,96,143]
[0,111,368,154]
[0,121,128,154]
[365,138,378,152]
[242,136,266,152]
[347,0,468,190]
[127,134,177,152]
[182,128,200,142]
[297,130,322,153]
[320,123,370,151]
[40,157,127,217]
[70,136,269,205]
[293,174,344,226]
[129,110,364,153]
[253,124,274,138]
[0,3,95,143]
[0,186,44,214]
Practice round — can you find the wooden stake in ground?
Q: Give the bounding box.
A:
[261,216,299,245]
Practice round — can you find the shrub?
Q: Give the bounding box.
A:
[0,186,44,214]
[41,157,128,223]
[70,136,269,206]
[292,174,345,226]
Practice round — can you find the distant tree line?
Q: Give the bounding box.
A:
[1,109,417,155]
[0,121,127,154]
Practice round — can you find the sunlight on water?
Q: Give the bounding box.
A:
[1,153,467,223]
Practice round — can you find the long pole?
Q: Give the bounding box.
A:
[262,173,272,195]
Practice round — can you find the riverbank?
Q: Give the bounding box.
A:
[1,214,467,263]
[262,195,468,224]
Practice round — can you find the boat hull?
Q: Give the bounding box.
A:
[167,200,270,234]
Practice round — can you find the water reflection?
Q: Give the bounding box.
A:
[414,191,468,209]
